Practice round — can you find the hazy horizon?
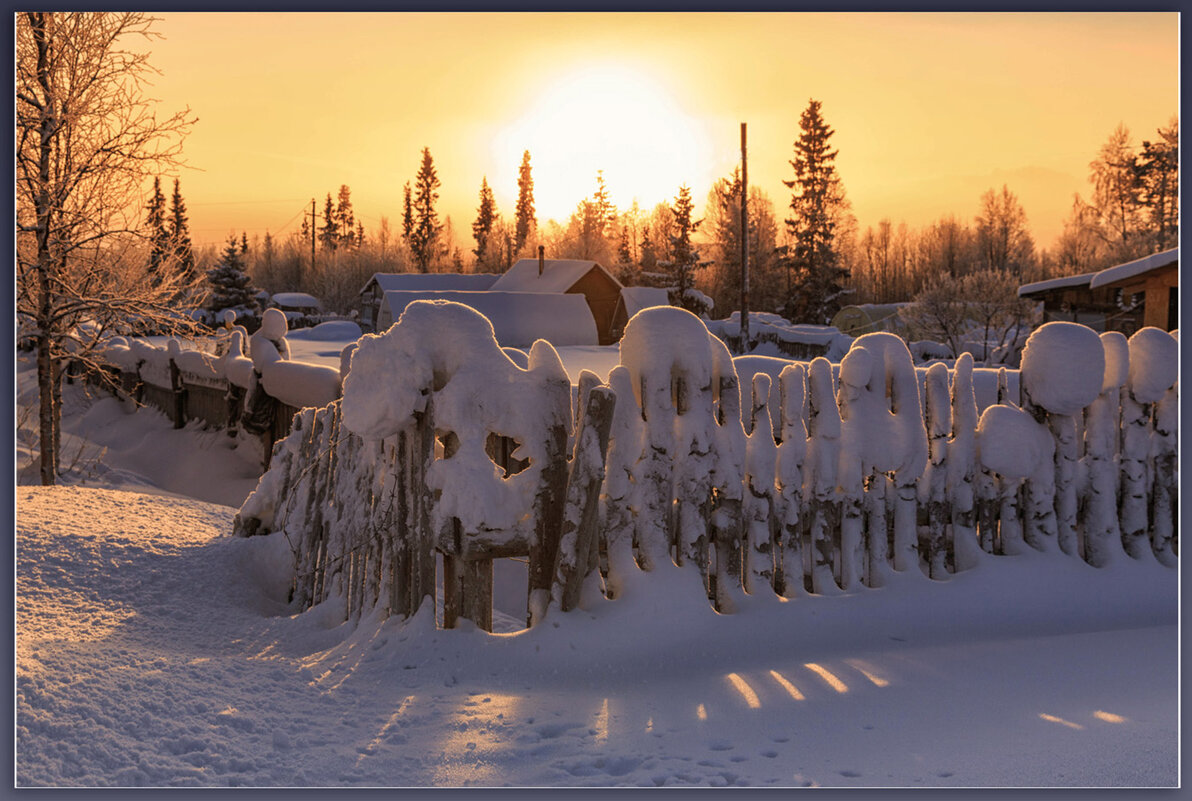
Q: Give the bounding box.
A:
[145,11,1178,254]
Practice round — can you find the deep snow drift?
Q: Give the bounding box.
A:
[14,357,1179,788]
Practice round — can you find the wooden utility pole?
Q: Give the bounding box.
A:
[740,122,750,353]
[307,198,317,276]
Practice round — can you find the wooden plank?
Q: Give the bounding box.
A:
[527,373,573,627]
[553,385,616,613]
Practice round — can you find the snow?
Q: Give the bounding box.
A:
[489,258,611,293]
[14,347,1180,788]
[976,404,1054,481]
[286,320,362,342]
[1020,322,1105,415]
[14,303,1177,786]
[1100,331,1130,391]
[1126,327,1178,403]
[1017,272,1095,297]
[618,286,671,318]
[382,290,598,347]
[270,291,321,310]
[1086,247,1178,290]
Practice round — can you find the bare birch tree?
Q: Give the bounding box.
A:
[16,12,195,484]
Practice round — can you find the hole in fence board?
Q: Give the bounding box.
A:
[485,433,530,477]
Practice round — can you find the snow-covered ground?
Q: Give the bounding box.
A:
[14,359,1180,788]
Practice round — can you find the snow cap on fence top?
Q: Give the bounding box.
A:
[342,300,503,439]
[1126,327,1177,403]
[838,332,927,481]
[619,306,717,401]
[1099,331,1129,392]
[1020,322,1104,415]
[259,308,289,341]
[976,403,1054,480]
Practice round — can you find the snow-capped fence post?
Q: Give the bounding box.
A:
[1119,327,1178,562]
[774,364,807,596]
[1082,332,1127,567]
[743,373,778,595]
[552,383,616,613]
[990,368,1024,555]
[410,390,439,618]
[600,366,642,600]
[804,357,842,593]
[1151,381,1178,564]
[949,354,981,571]
[526,361,572,628]
[709,369,746,607]
[633,369,676,574]
[168,354,185,429]
[922,362,951,579]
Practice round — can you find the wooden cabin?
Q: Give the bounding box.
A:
[1018,248,1177,335]
[489,254,624,345]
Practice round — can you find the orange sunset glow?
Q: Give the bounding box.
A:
[144,11,1177,251]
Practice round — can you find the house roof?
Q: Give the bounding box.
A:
[619,286,671,319]
[1017,273,1096,297]
[381,290,598,347]
[363,272,499,295]
[1088,247,1178,290]
[489,258,619,293]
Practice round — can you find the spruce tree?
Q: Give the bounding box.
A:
[169,178,196,281]
[145,177,170,282]
[662,185,710,314]
[780,99,851,324]
[402,182,414,246]
[473,176,497,265]
[410,147,442,273]
[592,170,617,236]
[206,234,260,316]
[336,184,356,247]
[514,150,536,253]
[319,193,338,252]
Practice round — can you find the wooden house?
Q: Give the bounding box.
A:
[489,255,624,345]
[1018,248,1178,335]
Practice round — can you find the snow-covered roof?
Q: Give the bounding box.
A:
[364,273,499,294]
[619,286,671,318]
[489,259,619,293]
[1088,248,1178,290]
[1017,273,1095,297]
[271,292,321,310]
[382,291,598,347]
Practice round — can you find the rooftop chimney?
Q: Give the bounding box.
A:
[538,245,545,276]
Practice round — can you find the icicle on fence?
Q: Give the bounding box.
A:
[231,303,1178,633]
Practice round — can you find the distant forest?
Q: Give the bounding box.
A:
[193,108,1177,323]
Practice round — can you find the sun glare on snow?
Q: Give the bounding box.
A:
[493,62,714,221]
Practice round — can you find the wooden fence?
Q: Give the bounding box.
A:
[230,305,1178,634]
[83,355,302,469]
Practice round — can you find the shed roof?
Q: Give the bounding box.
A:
[382,290,598,347]
[363,272,499,295]
[1088,248,1178,290]
[1017,273,1095,297]
[489,258,619,293]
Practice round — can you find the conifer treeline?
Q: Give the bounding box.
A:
[170,109,1178,321]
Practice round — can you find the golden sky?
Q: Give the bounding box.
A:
[146,11,1178,252]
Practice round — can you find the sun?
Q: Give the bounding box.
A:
[493,62,715,222]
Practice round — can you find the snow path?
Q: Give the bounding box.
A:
[16,486,1177,787]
